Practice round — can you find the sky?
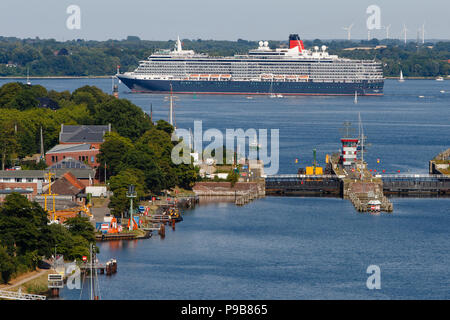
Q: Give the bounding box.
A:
[0,0,449,41]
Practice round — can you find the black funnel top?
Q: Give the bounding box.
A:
[289,34,301,41]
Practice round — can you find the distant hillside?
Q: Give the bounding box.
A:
[0,36,449,77]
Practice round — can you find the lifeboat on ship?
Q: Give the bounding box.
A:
[260,74,274,81]
[274,75,285,81]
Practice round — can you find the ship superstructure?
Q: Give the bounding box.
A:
[117,34,384,95]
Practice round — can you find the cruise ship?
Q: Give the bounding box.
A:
[117,34,384,96]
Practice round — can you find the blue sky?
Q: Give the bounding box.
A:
[0,0,448,41]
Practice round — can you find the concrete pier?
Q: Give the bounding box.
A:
[193,181,265,206]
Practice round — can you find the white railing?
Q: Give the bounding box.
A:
[378,174,450,179]
[0,289,46,300]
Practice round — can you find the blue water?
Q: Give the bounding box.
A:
[1,78,449,299]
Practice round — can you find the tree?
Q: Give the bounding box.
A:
[0,193,50,257]
[108,168,146,217]
[0,120,17,170]
[71,85,109,114]
[71,91,97,114]
[155,119,174,136]
[93,98,151,140]
[122,146,163,193]
[0,246,16,284]
[64,216,96,243]
[96,132,134,177]
[227,169,239,187]
[175,163,199,190]
[46,224,90,261]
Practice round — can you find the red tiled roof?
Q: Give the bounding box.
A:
[63,172,85,190]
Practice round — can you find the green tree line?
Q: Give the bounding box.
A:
[0,36,449,77]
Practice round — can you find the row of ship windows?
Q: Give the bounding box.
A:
[137,69,381,75]
[140,69,380,72]
[146,60,380,66]
[139,65,381,71]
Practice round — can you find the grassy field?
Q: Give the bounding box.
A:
[1,269,53,296]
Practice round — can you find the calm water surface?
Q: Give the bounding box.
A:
[1,78,448,299]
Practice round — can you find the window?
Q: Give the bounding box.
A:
[91,156,94,163]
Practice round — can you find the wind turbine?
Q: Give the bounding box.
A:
[342,23,354,41]
[401,24,408,45]
[383,24,391,39]
[421,22,425,44]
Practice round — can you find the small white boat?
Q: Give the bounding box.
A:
[398,70,405,82]
[436,76,444,81]
[440,90,445,93]
[276,94,284,98]
[418,95,425,98]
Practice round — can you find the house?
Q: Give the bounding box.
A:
[47,157,92,170]
[0,168,97,197]
[59,124,111,149]
[50,171,85,196]
[0,188,34,202]
[38,97,60,110]
[45,144,101,168]
[44,124,112,169]
[0,170,45,202]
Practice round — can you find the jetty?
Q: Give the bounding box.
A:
[95,230,151,241]
[193,181,265,206]
[265,119,448,213]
